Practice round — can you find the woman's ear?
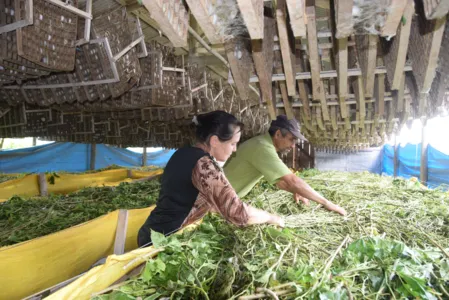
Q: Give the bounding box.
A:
[209,135,220,148]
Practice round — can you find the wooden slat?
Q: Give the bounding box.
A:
[334,0,353,38]
[381,0,408,37]
[141,0,189,47]
[113,210,129,255]
[383,0,414,90]
[377,73,386,118]
[253,17,277,119]
[355,34,378,97]
[395,72,406,112]
[277,0,297,96]
[409,14,446,94]
[237,0,264,40]
[336,38,348,118]
[286,0,306,37]
[306,3,330,121]
[225,38,252,100]
[423,0,449,19]
[185,0,221,44]
[279,81,294,119]
[354,76,366,127]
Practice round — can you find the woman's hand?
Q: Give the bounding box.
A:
[269,214,285,227]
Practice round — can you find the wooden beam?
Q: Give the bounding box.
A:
[113,210,129,255]
[423,0,449,19]
[381,0,408,37]
[228,65,413,83]
[355,34,378,97]
[225,38,252,100]
[277,0,297,96]
[336,38,348,118]
[141,0,189,47]
[383,0,414,90]
[334,0,353,38]
[306,3,330,121]
[253,17,277,119]
[286,0,306,37]
[185,0,222,44]
[237,0,264,40]
[409,14,446,94]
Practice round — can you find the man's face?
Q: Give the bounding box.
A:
[273,130,298,155]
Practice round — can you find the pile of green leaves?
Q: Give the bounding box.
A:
[0,173,24,184]
[95,170,449,300]
[0,179,161,246]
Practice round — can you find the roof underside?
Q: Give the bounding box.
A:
[0,0,448,150]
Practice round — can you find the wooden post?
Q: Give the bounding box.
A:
[292,144,297,170]
[420,118,428,185]
[142,147,147,167]
[113,210,129,255]
[393,134,399,177]
[127,169,133,178]
[38,173,48,197]
[90,143,96,170]
[32,137,37,146]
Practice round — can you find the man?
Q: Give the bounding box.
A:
[224,115,346,216]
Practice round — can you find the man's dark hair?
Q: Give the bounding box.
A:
[195,110,244,144]
[268,125,290,137]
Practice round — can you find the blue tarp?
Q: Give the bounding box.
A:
[382,143,449,188]
[0,142,175,173]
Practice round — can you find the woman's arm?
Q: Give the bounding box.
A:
[192,157,284,227]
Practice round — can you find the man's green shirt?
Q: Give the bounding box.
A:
[224,133,292,198]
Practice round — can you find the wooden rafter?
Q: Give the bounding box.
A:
[237,0,264,40]
[225,39,253,100]
[423,0,449,20]
[277,0,297,96]
[382,0,414,90]
[409,14,446,95]
[141,0,189,47]
[185,0,222,44]
[306,3,330,121]
[253,17,277,119]
[286,0,306,37]
[334,0,353,39]
[381,0,408,37]
[336,38,348,118]
[355,34,378,97]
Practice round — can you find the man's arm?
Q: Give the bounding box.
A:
[276,173,346,216]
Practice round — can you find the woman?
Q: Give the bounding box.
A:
[137,110,284,247]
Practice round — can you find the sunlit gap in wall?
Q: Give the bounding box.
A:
[127,147,164,153]
[386,115,449,155]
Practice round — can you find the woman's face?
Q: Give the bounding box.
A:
[210,126,241,162]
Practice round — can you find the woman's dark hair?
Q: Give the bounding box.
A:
[194,110,244,144]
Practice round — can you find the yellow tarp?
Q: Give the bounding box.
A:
[0,174,40,202]
[131,169,163,179]
[46,222,199,300]
[0,169,163,202]
[0,206,154,300]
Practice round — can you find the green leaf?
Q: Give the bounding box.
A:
[143,292,162,300]
[151,230,167,248]
[244,262,259,272]
[256,269,273,284]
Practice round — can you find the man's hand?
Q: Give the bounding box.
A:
[324,203,347,216]
[294,193,310,205]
